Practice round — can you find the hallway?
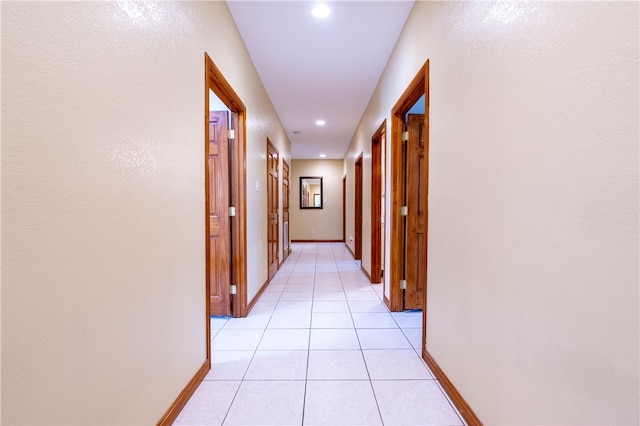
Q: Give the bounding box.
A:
[175,243,464,425]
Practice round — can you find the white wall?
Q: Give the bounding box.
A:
[344,1,639,424]
[290,160,343,241]
[1,2,289,424]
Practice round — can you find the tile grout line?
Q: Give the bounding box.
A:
[301,242,318,425]
[339,245,386,426]
[218,243,302,424]
[218,251,292,426]
[195,243,455,426]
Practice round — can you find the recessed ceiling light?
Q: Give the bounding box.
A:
[319,154,327,158]
[315,119,326,126]
[312,4,331,18]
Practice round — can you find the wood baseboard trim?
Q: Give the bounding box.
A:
[422,349,482,426]
[291,239,343,243]
[247,279,269,313]
[157,359,210,426]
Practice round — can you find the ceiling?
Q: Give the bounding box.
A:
[226,1,415,160]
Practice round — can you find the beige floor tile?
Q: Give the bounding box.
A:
[205,350,254,381]
[224,381,305,425]
[244,350,308,380]
[173,381,240,425]
[307,350,369,380]
[363,349,433,379]
[372,380,463,425]
[303,381,382,425]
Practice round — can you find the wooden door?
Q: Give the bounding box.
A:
[267,139,279,280]
[342,176,346,242]
[371,123,385,284]
[208,111,231,316]
[405,114,426,309]
[355,155,363,260]
[282,159,290,262]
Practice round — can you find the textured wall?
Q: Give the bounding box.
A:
[290,160,344,241]
[344,1,639,423]
[1,2,289,424]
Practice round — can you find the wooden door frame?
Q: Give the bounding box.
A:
[371,121,386,284]
[205,53,248,322]
[282,159,290,262]
[266,138,279,280]
[354,154,363,260]
[389,61,429,317]
[342,176,346,242]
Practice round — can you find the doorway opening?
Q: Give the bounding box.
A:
[371,121,386,284]
[342,176,346,242]
[282,159,291,263]
[389,61,429,353]
[354,154,363,260]
[267,138,280,281]
[205,52,248,325]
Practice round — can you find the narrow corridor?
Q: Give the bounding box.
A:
[175,243,464,425]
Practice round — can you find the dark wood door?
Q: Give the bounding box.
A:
[208,111,231,316]
[355,155,363,260]
[405,113,426,309]
[282,160,290,262]
[371,124,385,284]
[342,176,346,242]
[267,139,279,280]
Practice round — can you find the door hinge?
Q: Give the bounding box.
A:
[400,280,407,290]
[230,284,237,295]
[229,206,236,217]
[402,131,409,142]
[400,206,408,216]
[228,129,236,140]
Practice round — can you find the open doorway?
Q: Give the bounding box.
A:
[342,176,346,242]
[389,61,429,354]
[354,154,363,260]
[282,159,291,262]
[267,138,279,280]
[205,53,249,323]
[371,121,386,284]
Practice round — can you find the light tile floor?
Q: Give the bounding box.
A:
[175,243,464,426]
